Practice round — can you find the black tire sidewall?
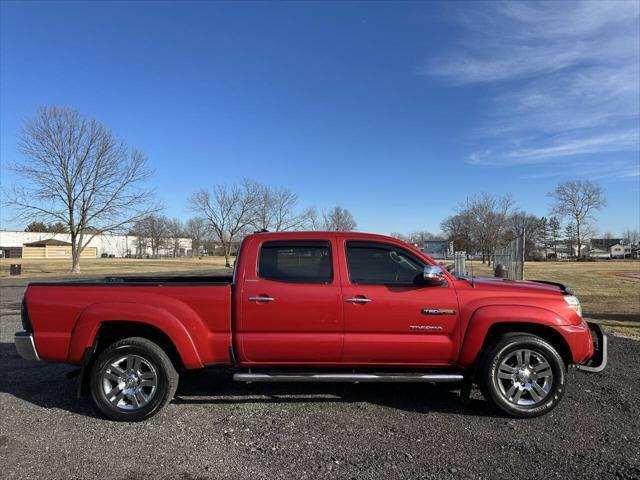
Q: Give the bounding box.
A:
[90,338,176,421]
[483,335,566,418]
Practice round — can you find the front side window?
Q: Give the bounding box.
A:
[346,241,424,285]
[259,241,332,284]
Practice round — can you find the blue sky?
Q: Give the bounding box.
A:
[1,1,639,235]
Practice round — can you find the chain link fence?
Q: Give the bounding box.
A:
[493,228,526,280]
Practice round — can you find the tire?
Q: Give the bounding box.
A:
[478,334,566,418]
[90,337,179,421]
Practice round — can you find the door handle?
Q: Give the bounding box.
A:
[345,297,372,304]
[249,296,275,302]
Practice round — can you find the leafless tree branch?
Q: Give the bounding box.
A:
[4,106,159,272]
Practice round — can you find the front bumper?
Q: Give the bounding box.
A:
[572,322,607,373]
[14,331,40,361]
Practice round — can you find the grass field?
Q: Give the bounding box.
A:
[442,259,640,339]
[1,257,638,338]
[0,256,231,277]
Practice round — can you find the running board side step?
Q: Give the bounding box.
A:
[233,373,464,383]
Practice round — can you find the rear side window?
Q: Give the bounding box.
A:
[259,241,332,284]
[346,241,424,285]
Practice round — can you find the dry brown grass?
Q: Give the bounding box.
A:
[0,256,232,278]
[441,260,640,339]
[2,257,638,338]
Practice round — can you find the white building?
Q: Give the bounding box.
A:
[0,231,192,258]
[588,248,611,259]
[609,243,632,259]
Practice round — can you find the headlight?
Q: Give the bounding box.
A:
[564,295,582,317]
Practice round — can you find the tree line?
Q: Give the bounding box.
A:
[6,107,357,272]
[190,182,355,266]
[436,181,638,262]
[129,186,356,267]
[5,106,636,273]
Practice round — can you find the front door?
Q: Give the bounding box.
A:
[339,240,460,365]
[237,239,343,363]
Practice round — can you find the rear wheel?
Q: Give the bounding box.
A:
[479,334,565,418]
[90,337,178,421]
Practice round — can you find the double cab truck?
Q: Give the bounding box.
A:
[15,231,607,421]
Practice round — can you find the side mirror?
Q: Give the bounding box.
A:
[423,265,446,286]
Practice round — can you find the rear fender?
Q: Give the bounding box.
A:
[67,302,205,368]
[458,305,569,368]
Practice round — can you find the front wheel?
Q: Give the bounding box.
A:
[89,337,179,421]
[479,334,566,418]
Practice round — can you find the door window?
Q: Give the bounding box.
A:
[258,241,332,284]
[346,241,424,285]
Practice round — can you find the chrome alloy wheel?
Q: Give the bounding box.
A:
[496,349,553,406]
[101,354,158,410]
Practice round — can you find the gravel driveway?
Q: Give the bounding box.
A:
[1,278,639,479]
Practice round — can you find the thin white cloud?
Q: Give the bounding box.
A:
[520,160,640,181]
[422,1,640,172]
[469,131,639,166]
[426,1,639,84]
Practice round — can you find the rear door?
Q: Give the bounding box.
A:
[236,237,343,363]
[338,239,460,365]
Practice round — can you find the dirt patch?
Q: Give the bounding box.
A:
[616,272,640,280]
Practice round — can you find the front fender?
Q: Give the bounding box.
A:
[458,304,571,368]
[67,302,206,368]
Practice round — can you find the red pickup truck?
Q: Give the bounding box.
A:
[15,231,606,421]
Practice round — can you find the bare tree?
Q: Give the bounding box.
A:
[549,180,606,259]
[129,221,150,258]
[539,217,549,259]
[131,214,169,258]
[147,215,169,257]
[470,193,514,264]
[390,231,440,246]
[407,231,440,246]
[6,106,157,272]
[304,207,324,231]
[622,229,640,246]
[191,179,260,267]
[322,206,357,231]
[252,185,312,232]
[166,218,184,257]
[548,216,561,258]
[441,210,475,254]
[508,211,545,260]
[185,217,208,256]
[564,222,576,256]
[390,232,409,242]
[443,194,513,264]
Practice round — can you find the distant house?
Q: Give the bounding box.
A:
[588,248,610,259]
[22,239,97,259]
[588,238,622,259]
[590,238,623,250]
[545,244,572,259]
[609,243,632,259]
[422,241,453,259]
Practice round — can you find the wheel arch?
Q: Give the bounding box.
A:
[77,320,190,398]
[459,305,574,370]
[68,302,205,369]
[478,322,572,369]
[93,321,186,370]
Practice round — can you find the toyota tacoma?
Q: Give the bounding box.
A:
[15,231,606,421]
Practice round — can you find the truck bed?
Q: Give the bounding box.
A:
[24,277,234,367]
[28,275,234,286]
